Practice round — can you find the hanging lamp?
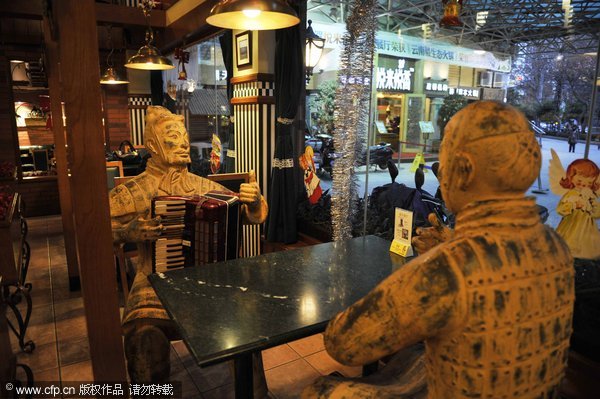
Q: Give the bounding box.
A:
[206,0,300,31]
[100,26,129,84]
[305,20,325,84]
[125,0,174,70]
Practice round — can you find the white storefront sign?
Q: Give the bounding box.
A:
[376,58,414,92]
[312,22,511,73]
[449,87,481,99]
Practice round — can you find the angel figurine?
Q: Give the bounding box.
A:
[549,149,600,259]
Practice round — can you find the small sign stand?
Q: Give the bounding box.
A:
[390,208,414,257]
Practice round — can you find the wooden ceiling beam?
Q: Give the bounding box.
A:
[95,3,166,28]
[160,0,220,54]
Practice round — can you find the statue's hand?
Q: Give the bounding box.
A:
[127,212,163,242]
[412,213,453,255]
[239,170,261,207]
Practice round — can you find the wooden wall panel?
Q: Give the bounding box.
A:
[18,178,60,217]
[103,85,131,149]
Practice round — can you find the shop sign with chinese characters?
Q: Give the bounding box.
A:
[311,22,512,73]
[376,56,415,93]
[449,86,480,100]
[215,69,227,82]
[424,79,449,97]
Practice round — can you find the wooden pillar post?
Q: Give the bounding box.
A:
[0,52,20,176]
[42,15,81,292]
[52,0,126,381]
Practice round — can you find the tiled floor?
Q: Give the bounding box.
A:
[7,215,361,398]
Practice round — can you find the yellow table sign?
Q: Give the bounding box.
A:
[390,208,414,257]
[390,239,412,256]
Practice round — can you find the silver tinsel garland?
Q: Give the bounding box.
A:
[331,0,377,241]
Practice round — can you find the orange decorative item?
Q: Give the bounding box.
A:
[549,150,600,259]
[210,134,222,174]
[440,0,463,27]
[299,146,322,204]
[174,47,189,80]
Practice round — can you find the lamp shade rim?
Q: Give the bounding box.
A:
[206,11,300,30]
[100,67,130,84]
[207,0,299,30]
[125,45,175,70]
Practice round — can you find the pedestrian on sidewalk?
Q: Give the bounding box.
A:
[568,127,578,153]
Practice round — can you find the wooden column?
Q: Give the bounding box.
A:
[52,0,126,381]
[0,52,20,173]
[42,16,80,291]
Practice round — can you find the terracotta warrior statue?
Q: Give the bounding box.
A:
[110,106,268,382]
[304,101,574,398]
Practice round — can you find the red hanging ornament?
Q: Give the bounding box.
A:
[440,0,463,27]
[174,47,190,80]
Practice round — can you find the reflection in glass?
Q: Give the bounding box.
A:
[162,35,230,177]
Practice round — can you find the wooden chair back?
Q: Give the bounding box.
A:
[106,161,124,190]
[207,172,249,193]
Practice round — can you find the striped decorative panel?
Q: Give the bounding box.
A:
[128,95,152,146]
[233,81,275,98]
[125,0,141,7]
[232,79,276,257]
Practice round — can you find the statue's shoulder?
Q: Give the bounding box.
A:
[109,173,158,217]
[109,183,136,217]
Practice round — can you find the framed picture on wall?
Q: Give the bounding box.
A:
[235,31,252,68]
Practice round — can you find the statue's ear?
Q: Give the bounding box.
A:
[146,138,157,155]
[454,152,474,191]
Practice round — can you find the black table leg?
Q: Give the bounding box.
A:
[234,353,254,399]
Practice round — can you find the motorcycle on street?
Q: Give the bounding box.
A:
[304,130,394,178]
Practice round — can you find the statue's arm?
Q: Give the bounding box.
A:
[241,197,268,224]
[324,250,467,366]
[203,173,268,225]
[109,185,162,244]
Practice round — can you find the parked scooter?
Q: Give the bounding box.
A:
[357,142,394,170]
[305,129,394,177]
[304,131,337,177]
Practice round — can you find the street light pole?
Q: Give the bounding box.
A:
[584,39,600,159]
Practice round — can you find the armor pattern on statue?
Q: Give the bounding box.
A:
[426,199,574,399]
[111,167,227,326]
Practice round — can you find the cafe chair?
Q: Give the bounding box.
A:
[106,160,124,190]
[110,174,135,305]
[207,172,249,193]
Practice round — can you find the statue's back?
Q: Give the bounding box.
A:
[427,211,574,399]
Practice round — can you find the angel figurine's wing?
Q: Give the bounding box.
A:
[549,149,568,196]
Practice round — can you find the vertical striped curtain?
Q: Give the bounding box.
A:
[266,18,303,243]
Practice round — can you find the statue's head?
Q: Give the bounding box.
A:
[144,106,190,167]
[439,101,540,213]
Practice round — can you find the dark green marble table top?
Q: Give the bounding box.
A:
[149,235,407,366]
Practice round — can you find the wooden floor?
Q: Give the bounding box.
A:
[7,215,361,398]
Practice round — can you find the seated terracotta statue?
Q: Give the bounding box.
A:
[109,106,268,382]
[304,101,574,398]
